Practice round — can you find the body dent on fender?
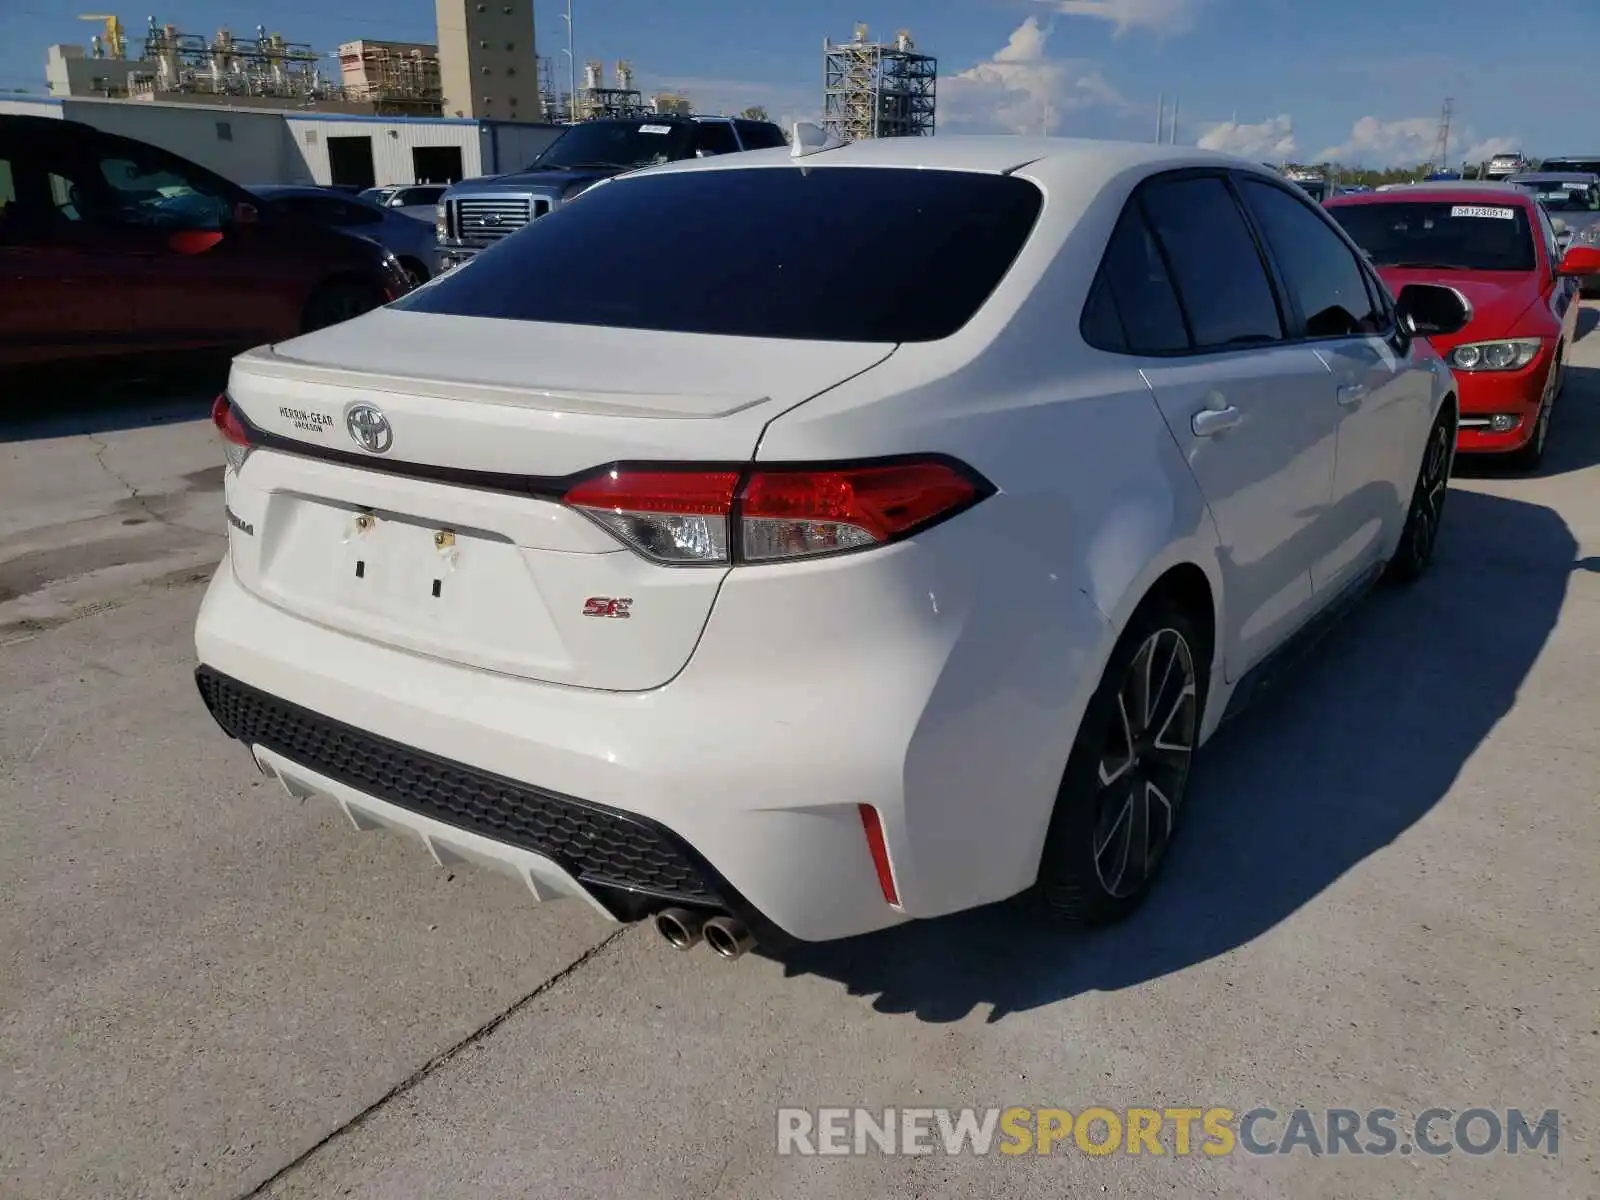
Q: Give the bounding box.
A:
[1076,396,1230,744]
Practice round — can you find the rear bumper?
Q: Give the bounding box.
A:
[1452,349,1554,454]
[193,542,1110,943]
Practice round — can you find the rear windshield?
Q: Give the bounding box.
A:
[1513,179,1600,212]
[1538,159,1600,174]
[734,120,788,150]
[396,167,1045,342]
[392,185,445,206]
[1327,201,1536,272]
[532,121,695,171]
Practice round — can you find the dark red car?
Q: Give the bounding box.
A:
[0,114,411,368]
[1327,184,1600,468]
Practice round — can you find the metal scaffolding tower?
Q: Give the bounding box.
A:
[1429,97,1455,172]
[822,24,936,141]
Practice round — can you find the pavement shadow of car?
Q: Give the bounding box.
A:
[0,353,229,442]
[765,486,1575,1022]
[1575,306,1598,343]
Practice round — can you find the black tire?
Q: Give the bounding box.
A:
[396,257,431,287]
[1035,597,1209,926]
[1505,357,1561,473]
[1385,407,1455,584]
[302,280,386,334]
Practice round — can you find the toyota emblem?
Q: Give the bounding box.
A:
[345,404,393,454]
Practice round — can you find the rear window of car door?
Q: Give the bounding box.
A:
[1138,175,1284,349]
[1237,178,1384,338]
[1081,204,1191,354]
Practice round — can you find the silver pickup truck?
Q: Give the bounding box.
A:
[435,114,787,270]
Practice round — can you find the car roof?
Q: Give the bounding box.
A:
[1508,171,1599,183]
[248,184,341,196]
[248,184,382,203]
[1326,181,1537,208]
[618,134,1274,184]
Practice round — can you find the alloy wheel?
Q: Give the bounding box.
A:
[1091,627,1198,899]
[1407,421,1451,571]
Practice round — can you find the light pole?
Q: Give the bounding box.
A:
[559,0,576,121]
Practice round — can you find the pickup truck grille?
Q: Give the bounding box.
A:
[451,195,551,243]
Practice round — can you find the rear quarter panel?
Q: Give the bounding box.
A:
[754,163,1228,897]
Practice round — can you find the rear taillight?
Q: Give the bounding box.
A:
[212,394,252,471]
[562,469,741,564]
[561,457,991,567]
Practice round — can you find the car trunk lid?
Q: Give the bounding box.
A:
[222,307,896,691]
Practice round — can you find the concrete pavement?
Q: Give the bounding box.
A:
[2,323,1597,1199]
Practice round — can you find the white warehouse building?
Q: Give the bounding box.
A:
[0,95,564,188]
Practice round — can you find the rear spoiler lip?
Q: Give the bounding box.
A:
[230,342,774,421]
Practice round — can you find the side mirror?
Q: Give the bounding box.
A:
[1557,243,1600,277]
[167,230,224,255]
[1394,282,1472,337]
[231,200,259,226]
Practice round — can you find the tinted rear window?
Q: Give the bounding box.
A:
[1139,176,1284,348]
[533,121,695,170]
[1327,201,1536,272]
[734,120,788,150]
[396,167,1044,342]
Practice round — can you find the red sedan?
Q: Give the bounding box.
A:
[1327,184,1600,468]
[0,114,412,369]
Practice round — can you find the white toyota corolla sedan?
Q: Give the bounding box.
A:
[194,132,1469,959]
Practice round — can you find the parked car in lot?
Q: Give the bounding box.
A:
[434,113,787,271]
[246,184,439,285]
[1536,155,1600,176]
[0,114,411,368]
[374,182,449,221]
[1484,152,1531,181]
[1327,182,1600,467]
[1506,172,1600,284]
[198,134,1472,956]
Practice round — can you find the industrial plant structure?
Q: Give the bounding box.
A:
[15,4,768,192]
[44,10,702,123]
[434,0,539,120]
[336,40,443,115]
[822,24,937,142]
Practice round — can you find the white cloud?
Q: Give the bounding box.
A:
[1197,115,1297,159]
[1044,0,1200,36]
[940,16,1128,135]
[1460,135,1521,162]
[1314,116,1521,167]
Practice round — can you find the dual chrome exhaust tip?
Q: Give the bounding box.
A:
[654,907,755,961]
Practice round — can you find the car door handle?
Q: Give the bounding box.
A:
[1337,383,1367,408]
[1191,405,1242,437]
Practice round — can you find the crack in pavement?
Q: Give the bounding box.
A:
[232,926,634,1200]
[86,432,190,531]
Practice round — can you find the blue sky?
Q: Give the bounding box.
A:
[5,0,1597,165]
